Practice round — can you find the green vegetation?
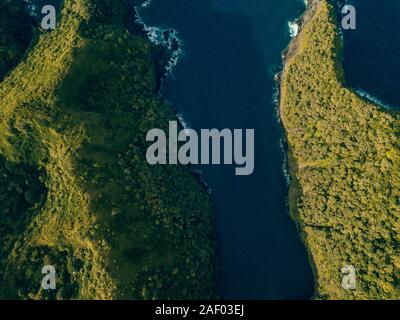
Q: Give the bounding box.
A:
[281,0,400,299]
[0,0,217,299]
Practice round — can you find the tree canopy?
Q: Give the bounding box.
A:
[281,0,400,299]
[0,0,217,299]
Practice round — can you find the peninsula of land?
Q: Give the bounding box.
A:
[280,0,400,299]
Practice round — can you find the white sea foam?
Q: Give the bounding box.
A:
[134,2,190,141]
[141,0,152,8]
[280,138,291,186]
[192,169,213,195]
[134,3,183,77]
[176,112,191,130]
[24,0,38,17]
[279,1,308,189]
[288,21,299,38]
[175,114,213,195]
[272,84,280,105]
[134,1,192,165]
[272,76,282,124]
[355,89,395,110]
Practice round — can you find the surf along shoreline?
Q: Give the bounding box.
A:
[278,0,320,299]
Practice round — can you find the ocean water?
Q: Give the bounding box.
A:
[337,0,400,110]
[138,0,314,299]
[29,0,63,21]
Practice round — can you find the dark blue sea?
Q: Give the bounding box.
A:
[338,0,400,110]
[138,0,314,299]
[29,0,64,22]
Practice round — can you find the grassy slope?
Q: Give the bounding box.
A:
[0,0,217,299]
[281,0,400,299]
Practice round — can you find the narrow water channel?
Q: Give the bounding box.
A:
[138,0,314,299]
